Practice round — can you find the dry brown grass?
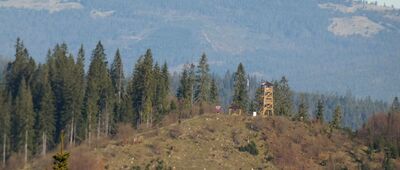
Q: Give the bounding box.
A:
[26,113,400,170]
[69,147,104,170]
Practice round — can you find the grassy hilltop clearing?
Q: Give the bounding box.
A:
[26,113,400,170]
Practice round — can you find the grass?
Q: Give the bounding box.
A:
[27,113,400,170]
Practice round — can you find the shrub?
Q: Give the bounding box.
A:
[169,127,182,139]
[238,141,259,156]
[69,148,104,170]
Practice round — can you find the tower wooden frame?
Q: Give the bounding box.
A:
[260,82,274,117]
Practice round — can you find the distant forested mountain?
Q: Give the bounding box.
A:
[0,0,399,101]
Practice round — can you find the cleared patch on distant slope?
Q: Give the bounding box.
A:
[328,16,384,37]
[319,3,357,13]
[319,2,396,13]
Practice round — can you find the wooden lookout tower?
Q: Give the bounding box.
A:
[260,81,274,117]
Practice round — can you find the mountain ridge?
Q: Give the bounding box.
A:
[0,0,399,101]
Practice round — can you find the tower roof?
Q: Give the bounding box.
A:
[261,81,273,87]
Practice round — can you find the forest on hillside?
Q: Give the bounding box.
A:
[0,39,395,167]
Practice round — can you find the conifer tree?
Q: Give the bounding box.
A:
[52,131,69,170]
[331,105,342,129]
[389,97,399,115]
[5,38,35,101]
[296,94,309,121]
[275,76,293,116]
[194,53,210,103]
[177,66,189,101]
[252,85,263,112]
[12,81,34,163]
[315,99,324,123]
[209,77,219,104]
[48,44,78,145]
[37,65,55,155]
[129,49,155,127]
[141,49,155,126]
[73,45,86,144]
[187,64,195,105]
[84,41,113,144]
[160,62,170,111]
[110,49,125,123]
[232,63,248,111]
[153,63,167,122]
[0,92,10,168]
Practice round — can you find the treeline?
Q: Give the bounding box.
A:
[0,38,390,167]
[0,39,229,166]
[291,92,388,130]
[357,97,400,168]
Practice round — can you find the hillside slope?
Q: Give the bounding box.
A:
[28,114,398,170]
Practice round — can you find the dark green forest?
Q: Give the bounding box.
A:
[0,39,392,165]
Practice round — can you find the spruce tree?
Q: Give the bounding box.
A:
[52,131,69,170]
[209,77,219,104]
[160,62,170,111]
[129,49,155,127]
[194,53,210,103]
[153,63,162,108]
[296,93,309,121]
[177,64,195,106]
[331,105,342,129]
[37,65,55,155]
[48,44,79,145]
[73,45,86,144]
[5,38,32,100]
[84,41,113,144]
[110,49,125,133]
[275,76,292,116]
[187,64,195,106]
[315,99,324,123]
[0,92,10,168]
[110,49,124,104]
[232,63,248,111]
[141,49,155,126]
[12,81,34,163]
[389,97,399,115]
[252,85,263,112]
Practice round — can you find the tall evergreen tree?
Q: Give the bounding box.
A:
[5,38,36,101]
[129,49,155,127]
[152,63,162,121]
[331,105,342,129]
[194,53,210,103]
[48,44,78,145]
[389,97,399,115]
[315,99,324,123]
[160,62,170,111]
[141,50,155,126]
[110,49,124,133]
[296,93,309,121]
[73,45,86,144]
[152,62,169,122]
[275,76,293,116]
[0,92,10,168]
[252,85,263,112]
[187,64,196,106]
[110,49,124,104]
[232,63,248,111]
[12,81,34,163]
[32,64,55,156]
[209,77,219,104]
[83,41,113,145]
[177,64,195,105]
